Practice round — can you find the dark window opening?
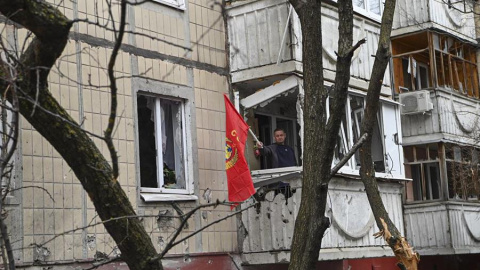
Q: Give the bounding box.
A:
[137,94,186,191]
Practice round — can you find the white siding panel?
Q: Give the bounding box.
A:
[429,0,475,40]
[404,202,480,254]
[394,0,474,41]
[241,177,404,259]
[393,0,429,29]
[227,0,293,72]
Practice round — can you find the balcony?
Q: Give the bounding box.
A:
[393,0,475,42]
[392,30,480,146]
[226,0,391,92]
[239,171,405,265]
[404,201,480,255]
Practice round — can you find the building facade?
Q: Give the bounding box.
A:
[2,0,240,268]
[392,0,480,269]
[227,0,406,269]
[2,0,480,269]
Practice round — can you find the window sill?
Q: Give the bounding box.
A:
[141,193,198,202]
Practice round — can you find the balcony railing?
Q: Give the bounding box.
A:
[240,172,404,264]
[404,201,480,255]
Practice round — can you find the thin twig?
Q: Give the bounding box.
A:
[105,0,128,179]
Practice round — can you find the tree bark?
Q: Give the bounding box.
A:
[288,1,356,269]
[359,0,419,269]
[0,1,163,269]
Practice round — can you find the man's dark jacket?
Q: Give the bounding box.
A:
[260,143,297,168]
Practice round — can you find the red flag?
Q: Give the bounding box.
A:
[224,94,255,207]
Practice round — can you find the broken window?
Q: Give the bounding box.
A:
[239,76,302,171]
[348,95,385,172]
[445,144,480,200]
[137,94,187,193]
[240,77,402,177]
[404,144,442,202]
[392,31,479,98]
[333,114,349,166]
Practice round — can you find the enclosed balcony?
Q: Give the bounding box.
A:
[226,0,391,94]
[393,0,475,42]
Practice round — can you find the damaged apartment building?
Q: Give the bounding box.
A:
[391,0,480,268]
[227,0,406,268]
[2,0,480,269]
[227,0,480,269]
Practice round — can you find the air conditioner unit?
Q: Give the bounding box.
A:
[399,90,433,115]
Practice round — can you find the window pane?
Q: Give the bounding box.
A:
[369,0,381,15]
[137,95,158,188]
[160,99,185,189]
[350,96,364,168]
[415,145,427,161]
[333,121,348,165]
[424,163,440,200]
[372,116,384,172]
[354,0,365,9]
[411,164,422,201]
[404,146,414,162]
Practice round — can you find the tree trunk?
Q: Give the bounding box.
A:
[288,1,356,269]
[359,0,419,269]
[0,1,163,269]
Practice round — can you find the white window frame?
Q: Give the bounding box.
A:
[337,93,399,176]
[352,0,383,22]
[134,79,197,202]
[139,94,190,195]
[151,0,186,11]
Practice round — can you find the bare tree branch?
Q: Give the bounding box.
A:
[330,133,368,178]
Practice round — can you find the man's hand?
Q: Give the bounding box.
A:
[256,141,264,149]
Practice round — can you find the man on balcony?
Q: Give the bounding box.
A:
[256,128,297,168]
[256,128,296,198]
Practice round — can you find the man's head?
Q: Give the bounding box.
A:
[273,128,287,145]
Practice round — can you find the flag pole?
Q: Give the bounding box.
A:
[248,128,259,143]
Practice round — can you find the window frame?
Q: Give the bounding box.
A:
[134,79,196,201]
[404,144,444,202]
[344,94,386,173]
[151,0,186,11]
[138,94,190,195]
[352,0,383,22]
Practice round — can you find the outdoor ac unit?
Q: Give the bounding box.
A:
[399,90,433,115]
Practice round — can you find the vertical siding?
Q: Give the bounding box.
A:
[400,91,438,138]
[435,90,480,138]
[404,202,480,253]
[393,0,429,29]
[321,5,391,87]
[228,0,292,72]
[429,0,475,41]
[394,0,475,42]
[404,203,451,250]
[241,178,404,257]
[401,89,480,141]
